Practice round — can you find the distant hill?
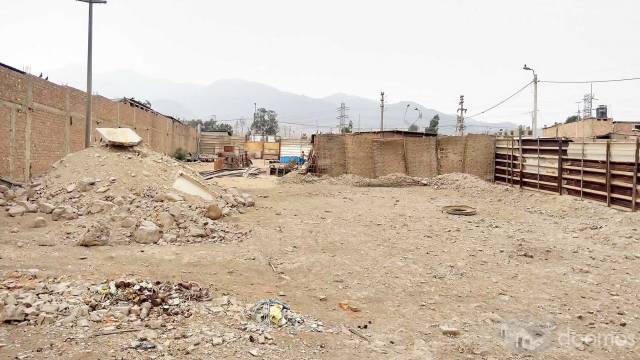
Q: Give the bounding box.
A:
[48,65,517,135]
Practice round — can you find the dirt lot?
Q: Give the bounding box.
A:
[1,151,639,359]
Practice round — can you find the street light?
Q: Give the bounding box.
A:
[523,64,538,137]
[77,0,107,148]
[402,104,411,124]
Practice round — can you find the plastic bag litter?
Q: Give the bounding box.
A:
[249,299,296,328]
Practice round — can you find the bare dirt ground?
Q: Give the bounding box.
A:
[1,150,639,359]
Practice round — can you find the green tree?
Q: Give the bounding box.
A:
[341,120,353,134]
[185,118,233,134]
[425,114,439,134]
[408,124,419,132]
[565,115,580,124]
[250,108,279,135]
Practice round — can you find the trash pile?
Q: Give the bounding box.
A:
[1,144,255,246]
[89,279,210,319]
[245,299,325,334]
[0,271,211,327]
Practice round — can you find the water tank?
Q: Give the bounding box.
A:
[596,105,608,120]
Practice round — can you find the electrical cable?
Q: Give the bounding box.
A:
[540,77,640,84]
[466,80,533,118]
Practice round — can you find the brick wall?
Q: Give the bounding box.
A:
[0,65,198,183]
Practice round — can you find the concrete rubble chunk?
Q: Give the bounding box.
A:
[96,127,142,146]
[17,201,38,213]
[32,217,47,228]
[154,192,184,202]
[4,190,16,200]
[188,227,206,238]
[0,185,8,193]
[89,200,114,214]
[157,212,174,229]
[7,205,26,217]
[78,178,96,192]
[52,206,78,221]
[77,222,110,247]
[134,221,162,244]
[38,202,55,214]
[120,217,137,228]
[242,193,255,207]
[172,172,215,201]
[1,304,26,322]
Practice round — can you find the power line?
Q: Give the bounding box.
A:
[540,76,640,84]
[455,95,466,136]
[336,102,350,130]
[467,80,533,118]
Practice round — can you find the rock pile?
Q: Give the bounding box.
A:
[0,272,210,328]
[1,145,255,246]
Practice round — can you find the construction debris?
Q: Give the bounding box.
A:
[200,167,263,180]
[0,144,254,246]
[172,171,215,200]
[96,127,142,147]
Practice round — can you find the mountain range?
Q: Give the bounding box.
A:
[48,65,518,135]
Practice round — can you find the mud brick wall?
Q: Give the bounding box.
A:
[0,65,198,183]
[404,137,438,177]
[372,139,406,177]
[463,134,495,180]
[313,133,495,179]
[437,136,466,174]
[344,133,376,178]
[314,134,346,176]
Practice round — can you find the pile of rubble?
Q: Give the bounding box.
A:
[279,172,429,187]
[0,271,329,357]
[1,145,255,245]
[0,271,209,328]
[279,171,502,190]
[425,173,501,191]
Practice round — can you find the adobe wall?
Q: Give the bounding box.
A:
[314,134,346,177]
[312,133,494,180]
[372,139,406,177]
[0,66,198,183]
[542,119,613,138]
[404,137,438,177]
[344,133,376,178]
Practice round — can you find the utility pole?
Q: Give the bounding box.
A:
[78,0,107,148]
[380,91,385,135]
[357,114,361,133]
[455,95,467,136]
[523,64,538,137]
[336,102,350,133]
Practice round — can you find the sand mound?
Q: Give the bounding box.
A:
[18,144,254,245]
[279,171,503,191]
[278,172,429,187]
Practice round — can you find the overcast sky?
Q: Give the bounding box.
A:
[2,0,640,127]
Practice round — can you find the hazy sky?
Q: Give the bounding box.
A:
[2,0,640,127]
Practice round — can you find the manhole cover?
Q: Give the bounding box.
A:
[442,205,477,216]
